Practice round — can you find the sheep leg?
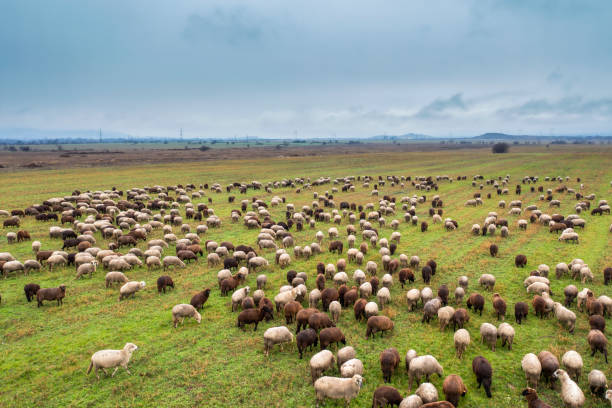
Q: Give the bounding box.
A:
[112,367,119,377]
[123,365,131,375]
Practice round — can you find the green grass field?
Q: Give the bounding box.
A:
[0,146,611,407]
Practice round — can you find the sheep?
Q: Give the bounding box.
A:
[580,266,593,283]
[399,395,423,408]
[274,288,298,313]
[527,282,551,296]
[538,351,560,387]
[552,302,576,333]
[479,274,496,290]
[366,315,394,338]
[438,306,455,331]
[162,256,185,271]
[24,283,41,302]
[558,231,579,244]
[422,298,442,323]
[75,261,98,279]
[105,271,128,288]
[337,346,356,370]
[521,388,552,408]
[405,349,417,372]
[521,353,542,388]
[408,355,443,390]
[37,284,66,307]
[577,288,590,312]
[497,322,515,350]
[454,328,470,359]
[310,350,336,383]
[458,276,468,289]
[416,383,439,404]
[561,351,583,383]
[380,347,401,383]
[190,288,211,310]
[231,286,250,312]
[589,314,605,333]
[443,374,467,407]
[86,343,138,380]
[492,293,506,320]
[515,254,527,268]
[553,369,585,408]
[372,386,403,408]
[296,328,319,359]
[2,260,24,276]
[480,323,497,351]
[365,301,379,319]
[377,287,391,309]
[329,301,341,323]
[466,293,485,316]
[172,304,202,328]
[313,374,363,408]
[23,259,41,274]
[563,285,578,307]
[556,263,569,279]
[587,329,608,363]
[587,369,607,397]
[263,326,294,356]
[340,358,364,378]
[119,281,146,301]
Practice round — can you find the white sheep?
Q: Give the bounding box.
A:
[587,369,607,397]
[119,281,146,301]
[480,323,498,351]
[377,287,391,309]
[340,358,363,378]
[314,375,363,407]
[172,304,202,328]
[479,274,496,290]
[408,355,443,390]
[337,346,356,371]
[263,326,294,356]
[86,343,138,380]
[310,350,336,383]
[415,382,438,403]
[498,322,515,350]
[454,328,470,358]
[406,289,420,311]
[554,369,585,408]
[561,350,583,382]
[231,287,250,312]
[521,353,542,388]
[553,302,576,333]
[329,301,341,323]
[75,261,98,279]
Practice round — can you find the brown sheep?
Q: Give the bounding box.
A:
[514,302,528,324]
[492,293,506,320]
[589,315,605,333]
[220,276,240,295]
[452,308,470,330]
[380,348,400,383]
[328,240,343,254]
[156,275,174,293]
[421,266,432,284]
[24,283,40,302]
[586,292,604,316]
[319,327,346,350]
[587,330,608,363]
[37,285,66,307]
[537,351,559,387]
[308,312,335,332]
[343,288,358,307]
[17,230,30,242]
[466,293,485,316]
[370,276,379,294]
[443,374,467,407]
[296,328,318,359]
[190,288,211,310]
[399,268,414,288]
[521,388,552,408]
[532,295,549,319]
[604,267,611,285]
[284,300,302,324]
[515,254,527,268]
[296,308,319,332]
[316,274,326,290]
[321,287,339,311]
[366,315,394,338]
[372,386,402,408]
[354,298,367,321]
[438,285,449,306]
[237,305,273,331]
[177,250,197,263]
[489,244,498,257]
[472,356,493,398]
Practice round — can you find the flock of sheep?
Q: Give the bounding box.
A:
[1,173,611,407]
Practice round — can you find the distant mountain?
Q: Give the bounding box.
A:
[367,133,434,140]
[474,133,612,140]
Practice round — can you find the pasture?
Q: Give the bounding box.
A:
[0,145,611,407]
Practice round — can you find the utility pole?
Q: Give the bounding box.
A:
[180,128,183,141]
[99,128,102,143]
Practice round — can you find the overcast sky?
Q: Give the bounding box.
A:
[1,0,611,138]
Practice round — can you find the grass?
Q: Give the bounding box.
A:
[0,145,611,407]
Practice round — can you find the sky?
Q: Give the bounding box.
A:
[0,0,611,139]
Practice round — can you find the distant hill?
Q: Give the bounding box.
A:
[367,133,434,140]
[474,133,612,141]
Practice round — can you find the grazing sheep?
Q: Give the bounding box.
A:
[558,232,579,244]
[438,306,455,331]
[105,271,128,288]
[24,283,40,302]
[377,287,391,309]
[337,346,356,371]
[422,298,442,323]
[480,323,497,351]
[454,328,470,359]
[297,328,319,359]
[86,343,138,380]
[190,288,211,310]
[23,259,41,274]
[515,254,527,268]
[589,315,605,333]
[472,356,492,398]
[521,388,552,408]
[561,351,583,382]
[329,301,341,323]
[408,355,443,390]
[340,358,364,378]
[587,330,608,363]
[172,304,202,328]
[563,285,578,307]
[587,369,607,397]
[553,369,585,408]
[313,374,363,408]
[515,302,529,324]
[443,374,467,407]
[497,322,515,350]
[521,353,542,388]
[366,315,394,338]
[310,350,336,383]
[37,284,66,307]
[162,256,185,271]
[538,351,560,387]
[479,274,496,290]
[556,263,569,279]
[399,395,423,408]
[416,383,438,404]
[492,293,506,320]
[119,281,146,301]
[380,347,401,383]
[527,282,551,296]
[466,293,485,316]
[263,326,294,356]
[372,386,403,408]
[552,302,576,333]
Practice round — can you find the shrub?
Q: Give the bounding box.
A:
[492,142,509,153]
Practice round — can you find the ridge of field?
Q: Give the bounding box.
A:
[0,146,611,407]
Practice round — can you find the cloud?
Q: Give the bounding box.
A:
[183,7,265,45]
[414,94,468,119]
[497,96,612,118]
